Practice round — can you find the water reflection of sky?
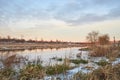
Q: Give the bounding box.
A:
[0,47,80,66]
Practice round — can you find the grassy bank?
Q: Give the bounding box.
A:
[0,42,83,51]
[74,64,120,80]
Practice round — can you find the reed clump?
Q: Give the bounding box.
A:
[19,64,45,80]
[90,46,110,57]
[0,67,16,80]
[46,64,70,75]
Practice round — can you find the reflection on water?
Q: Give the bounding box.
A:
[0,47,80,67]
[0,47,64,54]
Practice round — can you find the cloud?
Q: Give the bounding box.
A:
[0,0,120,27]
[69,7,120,26]
[93,0,119,5]
[0,0,53,26]
[108,7,120,18]
[53,0,120,26]
[65,14,107,25]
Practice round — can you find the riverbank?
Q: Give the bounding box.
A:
[0,42,84,51]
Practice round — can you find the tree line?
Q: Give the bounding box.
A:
[0,36,80,44]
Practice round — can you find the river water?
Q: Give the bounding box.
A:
[0,47,80,66]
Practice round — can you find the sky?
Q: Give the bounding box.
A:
[0,0,120,42]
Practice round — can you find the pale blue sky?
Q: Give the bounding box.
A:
[0,0,120,41]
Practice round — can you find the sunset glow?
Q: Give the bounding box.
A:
[0,0,120,41]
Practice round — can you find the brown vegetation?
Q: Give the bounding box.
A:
[98,34,110,45]
[86,31,99,45]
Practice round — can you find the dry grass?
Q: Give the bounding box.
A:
[19,64,45,80]
[89,45,120,59]
[90,46,110,57]
[73,64,120,80]
[87,64,120,80]
[0,68,16,80]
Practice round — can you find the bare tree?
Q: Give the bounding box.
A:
[118,41,120,47]
[7,35,11,39]
[98,34,110,45]
[86,31,99,45]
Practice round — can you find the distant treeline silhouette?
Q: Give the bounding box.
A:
[0,36,81,44]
